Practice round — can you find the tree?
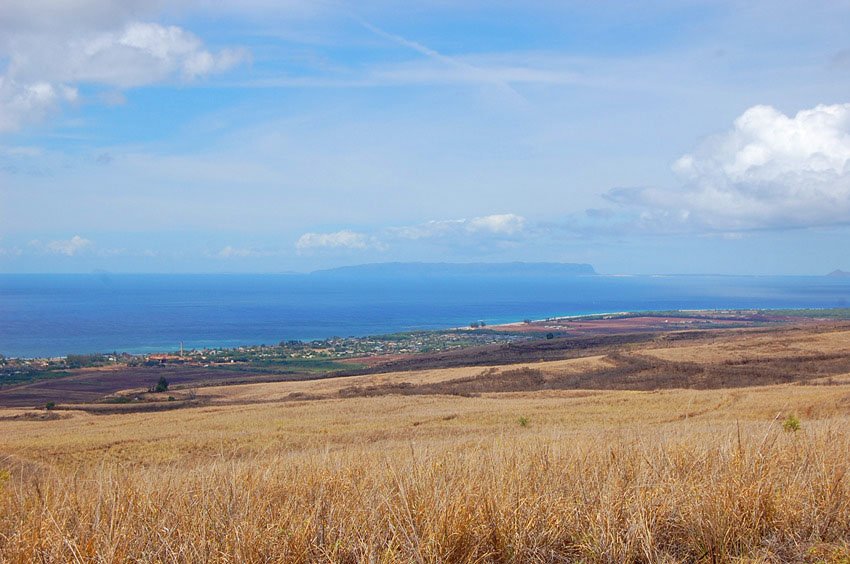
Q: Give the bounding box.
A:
[154,376,169,393]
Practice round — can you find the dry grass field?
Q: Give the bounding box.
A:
[191,355,614,405]
[2,325,850,562]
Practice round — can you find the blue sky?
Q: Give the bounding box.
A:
[2,0,850,274]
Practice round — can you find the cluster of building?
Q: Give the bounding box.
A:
[167,330,526,365]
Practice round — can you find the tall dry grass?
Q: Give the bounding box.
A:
[2,419,849,562]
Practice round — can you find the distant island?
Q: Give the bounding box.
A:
[827,269,850,277]
[312,261,597,277]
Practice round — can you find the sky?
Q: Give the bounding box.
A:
[1,0,850,275]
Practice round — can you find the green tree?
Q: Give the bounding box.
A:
[154,376,169,393]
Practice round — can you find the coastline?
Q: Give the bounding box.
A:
[4,272,850,359]
[6,306,850,362]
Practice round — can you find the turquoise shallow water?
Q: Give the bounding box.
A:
[1,272,849,358]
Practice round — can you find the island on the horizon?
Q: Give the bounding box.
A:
[828,269,850,277]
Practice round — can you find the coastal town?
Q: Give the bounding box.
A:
[0,328,529,386]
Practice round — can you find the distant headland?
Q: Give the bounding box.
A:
[827,269,850,278]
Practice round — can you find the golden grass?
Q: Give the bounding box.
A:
[190,355,613,404]
[2,379,850,562]
[642,328,850,363]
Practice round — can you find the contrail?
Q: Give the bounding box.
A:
[356,17,527,104]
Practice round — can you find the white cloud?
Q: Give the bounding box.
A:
[217,245,257,258]
[395,213,527,239]
[0,1,155,32]
[0,14,248,131]
[394,219,464,239]
[67,22,249,84]
[13,22,248,87]
[606,103,850,231]
[0,78,78,132]
[32,235,93,256]
[292,214,527,255]
[467,213,526,235]
[295,230,371,252]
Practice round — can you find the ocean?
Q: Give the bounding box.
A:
[1,272,849,358]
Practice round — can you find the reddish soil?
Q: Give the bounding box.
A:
[0,365,295,408]
[337,354,413,368]
[489,313,815,335]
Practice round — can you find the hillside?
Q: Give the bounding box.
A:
[2,321,850,561]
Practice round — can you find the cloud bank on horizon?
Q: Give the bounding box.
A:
[2,1,850,274]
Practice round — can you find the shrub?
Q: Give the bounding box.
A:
[546,333,555,340]
[518,416,529,427]
[783,414,801,432]
[45,401,55,410]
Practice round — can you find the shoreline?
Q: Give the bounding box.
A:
[5,306,850,361]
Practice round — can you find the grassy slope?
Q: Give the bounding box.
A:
[2,327,850,561]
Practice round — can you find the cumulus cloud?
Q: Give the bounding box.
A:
[217,245,257,258]
[43,22,249,86]
[0,10,248,131]
[607,103,850,231]
[295,230,372,252]
[467,213,526,235]
[395,213,527,239]
[30,235,93,256]
[0,78,78,132]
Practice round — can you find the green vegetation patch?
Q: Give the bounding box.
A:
[767,308,850,319]
[0,369,71,388]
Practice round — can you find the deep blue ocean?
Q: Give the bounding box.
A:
[2,272,850,358]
